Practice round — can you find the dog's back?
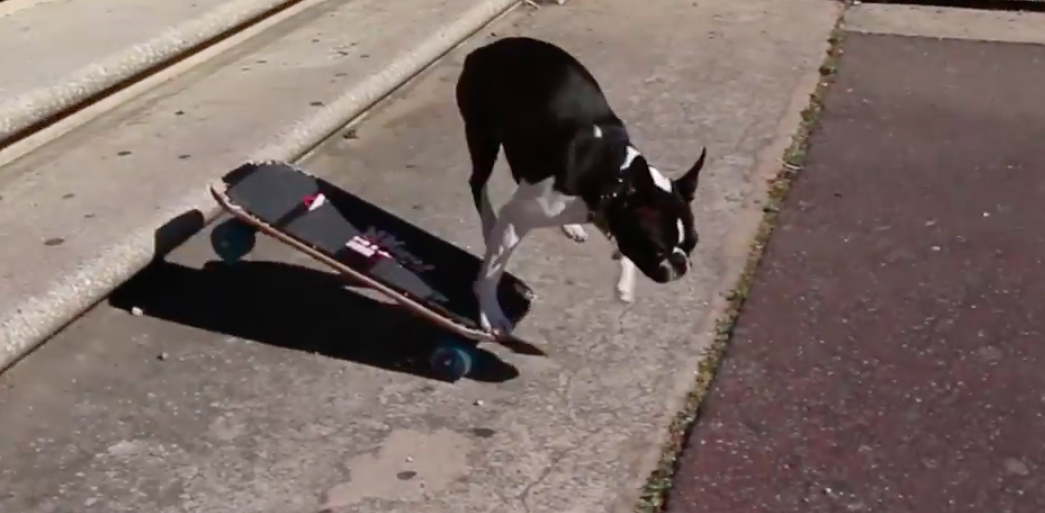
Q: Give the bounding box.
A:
[455,37,625,166]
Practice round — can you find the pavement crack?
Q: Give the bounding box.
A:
[517,426,608,511]
[518,453,562,513]
[616,303,633,335]
[558,373,578,424]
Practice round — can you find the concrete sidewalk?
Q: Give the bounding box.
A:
[0,0,839,512]
[668,5,1045,513]
[0,0,519,374]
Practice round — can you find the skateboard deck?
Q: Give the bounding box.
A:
[208,161,540,355]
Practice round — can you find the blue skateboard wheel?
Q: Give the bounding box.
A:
[429,338,474,381]
[211,218,257,263]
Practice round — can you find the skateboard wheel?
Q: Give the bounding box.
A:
[211,218,257,263]
[429,339,474,381]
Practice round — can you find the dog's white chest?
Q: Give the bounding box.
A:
[514,177,589,225]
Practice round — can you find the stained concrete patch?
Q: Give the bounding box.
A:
[321,429,472,508]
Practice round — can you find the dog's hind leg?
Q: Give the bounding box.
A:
[560,223,589,243]
[455,60,501,245]
[463,124,500,245]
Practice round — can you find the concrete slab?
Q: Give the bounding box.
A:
[0,0,253,99]
[0,0,840,512]
[667,32,1045,513]
[0,0,518,374]
[844,3,1045,44]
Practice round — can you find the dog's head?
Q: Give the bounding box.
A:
[599,146,705,284]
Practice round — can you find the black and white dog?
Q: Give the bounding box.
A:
[455,37,706,335]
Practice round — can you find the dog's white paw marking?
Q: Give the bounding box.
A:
[476,287,513,335]
[616,257,636,303]
[479,302,513,335]
[616,281,635,303]
[561,224,589,243]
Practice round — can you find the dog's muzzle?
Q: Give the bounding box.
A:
[656,247,690,283]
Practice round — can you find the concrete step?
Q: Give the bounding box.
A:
[0,0,521,371]
[0,0,269,101]
[0,0,309,152]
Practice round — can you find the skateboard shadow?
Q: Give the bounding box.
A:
[107,258,521,383]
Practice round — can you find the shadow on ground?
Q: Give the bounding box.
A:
[107,258,520,383]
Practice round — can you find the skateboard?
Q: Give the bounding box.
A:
[208,161,541,381]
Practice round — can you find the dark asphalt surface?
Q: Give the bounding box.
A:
[667,33,1045,513]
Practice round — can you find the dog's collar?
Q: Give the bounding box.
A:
[586,127,634,242]
[588,208,610,237]
[588,188,621,242]
[588,155,631,241]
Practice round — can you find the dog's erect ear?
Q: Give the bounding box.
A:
[627,153,658,195]
[673,147,706,203]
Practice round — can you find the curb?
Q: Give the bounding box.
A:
[0,0,521,374]
[0,0,307,149]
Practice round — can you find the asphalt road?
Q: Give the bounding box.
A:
[667,32,1045,513]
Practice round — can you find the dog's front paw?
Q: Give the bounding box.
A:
[560,224,589,243]
[616,257,636,303]
[478,300,514,335]
[476,283,514,335]
[616,281,635,303]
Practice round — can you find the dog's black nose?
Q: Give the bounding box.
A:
[655,249,689,283]
[668,248,688,271]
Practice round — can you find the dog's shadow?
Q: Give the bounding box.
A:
[108,258,520,383]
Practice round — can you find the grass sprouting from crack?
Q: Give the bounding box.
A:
[634,26,847,513]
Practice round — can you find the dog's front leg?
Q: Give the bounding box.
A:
[616,256,636,303]
[475,197,537,335]
[477,187,498,245]
[607,245,637,304]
